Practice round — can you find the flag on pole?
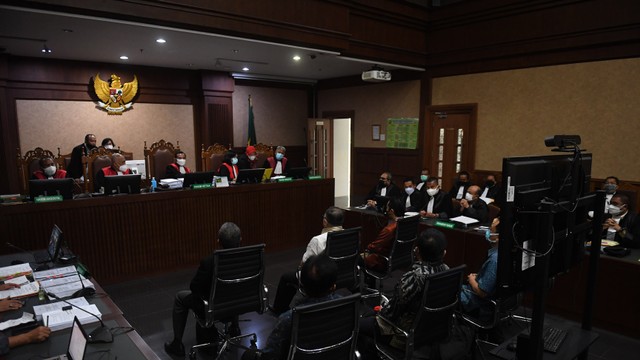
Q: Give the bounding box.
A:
[247,95,257,146]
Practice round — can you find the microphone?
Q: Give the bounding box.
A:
[46,292,113,343]
[71,268,95,298]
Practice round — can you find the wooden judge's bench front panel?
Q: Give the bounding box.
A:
[0,179,334,284]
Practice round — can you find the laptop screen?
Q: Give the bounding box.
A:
[67,317,88,360]
[47,225,63,262]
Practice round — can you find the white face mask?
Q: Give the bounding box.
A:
[405,187,415,195]
[176,159,187,166]
[104,145,114,150]
[608,205,623,216]
[426,188,439,196]
[119,164,128,172]
[465,192,474,202]
[248,155,256,161]
[44,165,57,176]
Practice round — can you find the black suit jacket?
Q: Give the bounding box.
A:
[605,211,640,249]
[367,182,403,201]
[402,190,426,212]
[423,191,453,219]
[456,199,489,223]
[67,143,93,179]
[238,154,257,170]
[480,184,501,200]
[449,182,472,200]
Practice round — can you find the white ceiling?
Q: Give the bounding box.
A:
[0,6,424,83]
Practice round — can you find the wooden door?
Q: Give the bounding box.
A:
[427,104,477,192]
[307,118,333,178]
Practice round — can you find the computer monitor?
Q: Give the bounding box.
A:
[286,167,311,180]
[103,174,141,195]
[47,224,63,263]
[29,178,75,200]
[235,168,265,184]
[125,160,146,179]
[182,171,215,188]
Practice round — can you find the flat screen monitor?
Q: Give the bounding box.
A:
[29,178,75,200]
[235,168,265,184]
[287,167,311,180]
[103,174,141,195]
[497,152,593,299]
[47,224,63,263]
[182,171,215,188]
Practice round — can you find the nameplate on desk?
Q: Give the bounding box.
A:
[34,195,63,203]
[278,177,293,183]
[308,175,322,180]
[434,220,455,229]
[191,183,212,190]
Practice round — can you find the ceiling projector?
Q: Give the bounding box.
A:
[362,69,391,82]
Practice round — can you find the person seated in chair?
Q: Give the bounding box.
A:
[165,150,192,178]
[218,150,239,182]
[263,146,288,176]
[602,194,640,248]
[479,173,501,201]
[32,156,67,180]
[94,153,131,192]
[455,185,489,223]
[401,178,425,212]
[101,138,116,150]
[415,168,430,193]
[460,217,500,315]
[358,229,449,357]
[419,177,453,219]
[260,255,340,360]
[366,172,402,210]
[448,171,472,200]
[271,207,344,315]
[363,197,405,273]
[238,145,259,170]
[165,222,242,357]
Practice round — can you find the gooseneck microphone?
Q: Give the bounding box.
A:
[46,292,113,343]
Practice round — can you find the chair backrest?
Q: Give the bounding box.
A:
[487,203,500,223]
[387,215,420,273]
[288,293,361,360]
[411,264,466,351]
[144,139,179,180]
[325,227,362,290]
[85,147,116,192]
[56,148,72,170]
[206,244,266,326]
[253,143,273,168]
[201,143,228,172]
[16,147,57,194]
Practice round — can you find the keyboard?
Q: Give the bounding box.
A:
[543,327,567,353]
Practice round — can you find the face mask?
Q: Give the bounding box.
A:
[420,175,428,182]
[44,165,56,176]
[176,159,186,166]
[405,187,415,195]
[485,230,498,243]
[465,192,474,202]
[104,145,114,150]
[458,180,468,185]
[603,183,617,194]
[608,205,623,216]
[231,157,238,165]
[426,188,439,196]
[275,153,284,161]
[248,155,256,161]
[485,180,495,188]
[119,164,128,172]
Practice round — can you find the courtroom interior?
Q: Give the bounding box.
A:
[0,0,639,359]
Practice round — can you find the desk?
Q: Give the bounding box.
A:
[0,179,334,284]
[343,208,640,338]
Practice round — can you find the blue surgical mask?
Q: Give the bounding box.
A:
[275,153,284,161]
[405,187,415,195]
[231,157,238,165]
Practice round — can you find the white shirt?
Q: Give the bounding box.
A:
[274,161,283,175]
[301,226,343,263]
[456,186,465,200]
[426,196,435,213]
[179,166,186,174]
[416,182,425,191]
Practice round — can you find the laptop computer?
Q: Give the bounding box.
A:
[44,317,88,360]
[262,168,273,182]
[34,225,63,264]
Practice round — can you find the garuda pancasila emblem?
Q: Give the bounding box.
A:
[93,73,139,115]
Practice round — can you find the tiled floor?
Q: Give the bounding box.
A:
[104,247,640,359]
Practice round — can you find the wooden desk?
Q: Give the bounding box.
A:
[0,179,334,284]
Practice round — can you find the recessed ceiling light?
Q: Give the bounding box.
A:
[293,55,301,61]
[242,67,250,72]
[62,29,73,33]
[120,55,129,60]
[41,44,52,53]
[156,38,166,44]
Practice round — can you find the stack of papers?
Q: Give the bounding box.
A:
[33,266,95,298]
[0,263,33,281]
[41,304,102,331]
[33,297,90,321]
[450,215,480,225]
[160,178,183,189]
[0,276,40,299]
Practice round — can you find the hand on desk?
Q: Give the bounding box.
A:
[0,283,20,291]
[26,327,51,343]
[366,200,376,208]
[420,210,438,218]
[0,299,23,312]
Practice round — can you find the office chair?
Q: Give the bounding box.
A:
[364,215,420,294]
[375,264,466,360]
[287,293,361,359]
[325,227,362,292]
[189,244,268,360]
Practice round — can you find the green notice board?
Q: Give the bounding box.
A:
[386,118,418,149]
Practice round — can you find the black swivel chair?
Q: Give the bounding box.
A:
[325,227,362,291]
[287,293,361,359]
[375,264,467,360]
[364,215,420,293]
[189,244,268,360]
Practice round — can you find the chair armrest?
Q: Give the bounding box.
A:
[376,313,409,338]
[455,299,498,330]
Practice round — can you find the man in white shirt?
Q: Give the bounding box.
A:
[271,207,344,314]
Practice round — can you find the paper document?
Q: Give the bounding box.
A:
[0,277,40,299]
[479,197,495,204]
[39,273,89,289]
[0,312,35,331]
[33,298,90,321]
[33,266,78,281]
[0,263,33,281]
[450,215,480,225]
[41,304,101,332]
[45,279,96,299]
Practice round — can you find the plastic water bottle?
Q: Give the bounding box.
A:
[151,177,157,192]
